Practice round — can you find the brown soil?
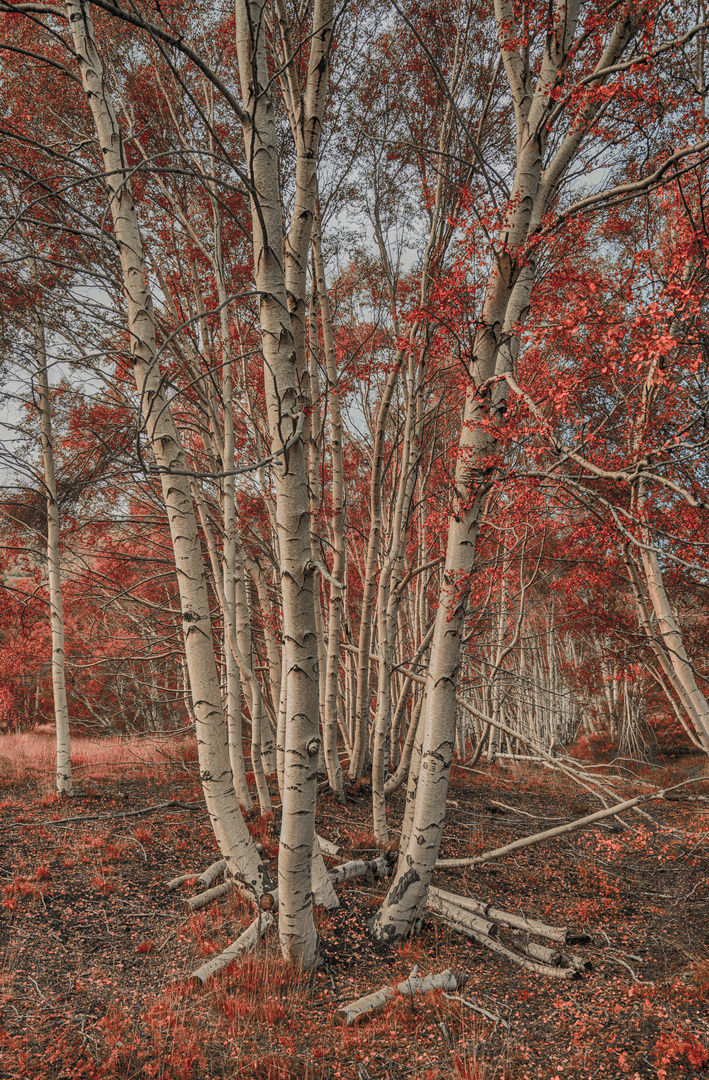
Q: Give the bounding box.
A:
[1,755,708,1080]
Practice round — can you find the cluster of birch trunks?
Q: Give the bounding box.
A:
[9,0,709,969]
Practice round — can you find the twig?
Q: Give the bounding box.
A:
[488,801,542,820]
[27,976,46,1000]
[442,993,510,1030]
[603,954,654,985]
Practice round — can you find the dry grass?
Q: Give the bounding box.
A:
[0,729,198,787]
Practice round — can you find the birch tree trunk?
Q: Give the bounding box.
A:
[234,0,334,965]
[373,0,643,941]
[35,305,73,797]
[312,207,345,799]
[65,0,268,896]
[218,269,254,812]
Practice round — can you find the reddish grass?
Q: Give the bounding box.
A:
[0,730,198,787]
[0,742,708,1078]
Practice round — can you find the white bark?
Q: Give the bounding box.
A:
[336,968,463,1025]
[65,0,269,896]
[234,0,334,965]
[35,304,73,797]
[639,540,709,749]
[312,207,345,799]
[374,0,643,942]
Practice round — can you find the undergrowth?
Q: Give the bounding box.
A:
[0,735,708,1078]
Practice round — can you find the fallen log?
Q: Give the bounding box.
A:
[190,912,274,983]
[426,890,498,938]
[336,966,466,1025]
[328,855,390,886]
[433,914,578,979]
[184,880,232,912]
[428,887,589,945]
[517,939,563,967]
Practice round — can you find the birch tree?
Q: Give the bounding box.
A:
[34,299,73,796]
[60,0,270,897]
[372,0,665,942]
[233,0,335,963]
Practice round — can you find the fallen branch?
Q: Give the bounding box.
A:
[435,777,708,870]
[336,966,466,1025]
[190,912,274,984]
[602,952,653,985]
[44,800,202,826]
[488,801,543,820]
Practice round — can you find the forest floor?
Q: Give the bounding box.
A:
[1,734,708,1080]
